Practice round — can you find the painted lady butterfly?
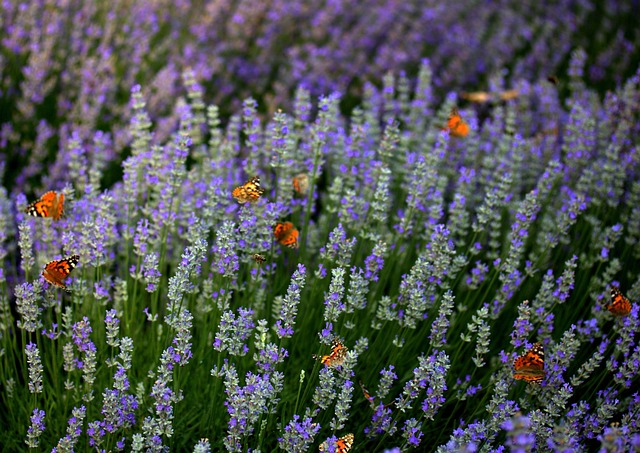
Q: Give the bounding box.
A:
[461,91,492,103]
[512,342,545,383]
[359,381,394,410]
[443,107,469,138]
[319,433,354,453]
[251,253,267,265]
[606,287,632,317]
[274,221,299,249]
[232,176,265,204]
[313,339,347,368]
[25,191,65,220]
[42,255,79,292]
[292,173,310,196]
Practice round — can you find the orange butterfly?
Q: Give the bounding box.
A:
[292,173,310,196]
[251,253,267,265]
[359,381,394,410]
[319,433,354,453]
[232,176,265,204]
[274,221,299,248]
[498,89,519,101]
[461,91,492,103]
[42,255,79,292]
[606,287,632,317]
[25,191,65,220]
[513,342,545,383]
[443,107,469,137]
[313,339,348,367]
[359,381,375,406]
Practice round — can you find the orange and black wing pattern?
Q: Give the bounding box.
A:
[313,339,348,367]
[25,191,65,220]
[274,221,299,249]
[606,287,632,317]
[513,342,545,383]
[319,433,354,453]
[232,176,265,204]
[42,255,79,292]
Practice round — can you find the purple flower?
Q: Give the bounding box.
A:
[214,307,255,356]
[25,408,46,448]
[278,415,321,453]
[502,413,535,452]
[275,264,306,339]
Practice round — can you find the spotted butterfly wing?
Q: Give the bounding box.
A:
[319,433,354,453]
[42,255,79,292]
[232,176,265,204]
[313,339,347,367]
[606,287,632,317]
[513,342,545,383]
[25,191,65,220]
[274,221,299,248]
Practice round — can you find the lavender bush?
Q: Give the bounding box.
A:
[2,0,639,194]
[2,2,640,452]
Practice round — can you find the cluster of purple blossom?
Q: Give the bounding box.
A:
[1,5,640,451]
[2,0,639,199]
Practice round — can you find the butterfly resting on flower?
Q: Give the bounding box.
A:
[42,255,79,292]
[512,342,545,383]
[232,176,265,204]
[318,433,354,453]
[606,286,632,317]
[313,339,347,368]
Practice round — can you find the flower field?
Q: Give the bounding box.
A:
[1,1,640,451]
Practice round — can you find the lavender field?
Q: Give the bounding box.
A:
[1,1,640,452]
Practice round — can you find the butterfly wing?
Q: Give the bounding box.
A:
[447,108,469,137]
[607,287,632,317]
[26,191,64,220]
[313,339,347,367]
[292,173,309,195]
[335,434,354,453]
[274,222,299,248]
[42,255,79,291]
[513,342,545,383]
[233,176,264,203]
[319,434,354,453]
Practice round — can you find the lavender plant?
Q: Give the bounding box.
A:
[2,4,640,452]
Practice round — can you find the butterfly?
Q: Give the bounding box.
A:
[42,255,79,292]
[444,107,469,137]
[319,433,354,453]
[461,91,492,103]
[498,89,519,101]
[606,287,632,317]
[512,342,545,383]
[274,221,299,248]
[232,176,265,204]
[313,339,348,368]
[359,381,394,410]
[292,173,310,196]
[25,191,65,220]
[251,253,267,265]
